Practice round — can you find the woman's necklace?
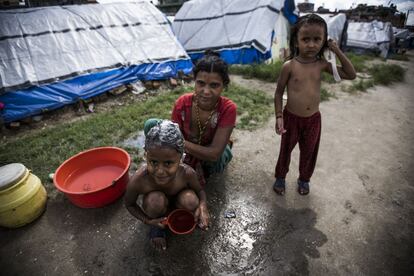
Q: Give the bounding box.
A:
[194,95,218,145]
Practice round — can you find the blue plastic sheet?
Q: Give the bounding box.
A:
[0,60,193,123]
[282,0,298,24]
[189,48,272,65]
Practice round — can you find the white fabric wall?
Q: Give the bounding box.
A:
[0,1,189,90]
[172,0,284,54]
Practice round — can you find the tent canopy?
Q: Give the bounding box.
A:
[316,13,347,47]
[406,10,414,27]
[0,1,190,93]
[0,1,192,123]
[346,20,394,58]
[172,0,286,64]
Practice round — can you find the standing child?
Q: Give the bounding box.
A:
[273,14,356,196]
[125,120,209,250]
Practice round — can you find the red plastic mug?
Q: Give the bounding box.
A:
[162,209,196,235]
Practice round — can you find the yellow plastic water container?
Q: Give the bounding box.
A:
[0,163,47,228]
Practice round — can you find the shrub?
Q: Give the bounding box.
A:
[345,52,374,72]
[320,87,334,101]
[368,64,405,85]
[229,60,284,82]
[347,79,375,93]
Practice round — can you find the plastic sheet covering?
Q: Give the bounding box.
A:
[0,1,191,93]
[346,20,394,58]
[270,13,290,61]
[406,10,414,27]
[317,13,347,46]
[0,2,193,123]
[282,0,298,24]
[172,0,284,64]
[393,27,409,39]
[0,60,192,123]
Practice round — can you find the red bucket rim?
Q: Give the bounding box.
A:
[53,146,130,195]
[166,209,196,235]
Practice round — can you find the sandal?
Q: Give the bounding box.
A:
[297,179,310,195]
[273,178,286,195]
[149,226,167,250]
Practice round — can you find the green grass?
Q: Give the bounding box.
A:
[320,87,335,101]
[225,84,273,130]
[345,63,405,92]
[228,53,378,80]
[346,52,375,72]
[368,63,405,85]
[229,61,283,82]
[347,79,375,93]
[387,53,409,61]
[321,72,336,84]
[0,84,272,185]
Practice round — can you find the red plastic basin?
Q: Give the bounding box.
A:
[54,147,131,208]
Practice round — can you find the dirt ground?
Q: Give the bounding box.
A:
[1,54,413,276]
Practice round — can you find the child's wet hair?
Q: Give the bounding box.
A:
[193,50,230,87]
[145,120,184,155]
[288,13,328,60]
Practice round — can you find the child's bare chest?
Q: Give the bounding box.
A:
[163,172,190,196]
[291,67,321,83]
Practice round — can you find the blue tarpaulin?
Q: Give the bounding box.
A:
[0,60,192,123]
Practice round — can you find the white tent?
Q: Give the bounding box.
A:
[0,1,190,92]
[0,1,192,123]
[270,13,290,61]
[172,0,285,64]
[317,13,347,47]
[406,10,414,27]
[346,20,394,58]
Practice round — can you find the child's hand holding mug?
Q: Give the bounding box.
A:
[145,217,167,229]
[195,202,209,230]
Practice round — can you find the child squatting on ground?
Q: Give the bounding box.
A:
[125,120,209,250]
[273,14,356,196]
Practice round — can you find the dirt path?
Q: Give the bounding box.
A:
[1,56,413,275]
[227,55,414,275]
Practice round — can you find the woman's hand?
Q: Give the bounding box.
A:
[275,117,286,135]
[194,203,209,230]
[145,217,167,229]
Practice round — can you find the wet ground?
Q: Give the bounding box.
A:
[1,56,414,275]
